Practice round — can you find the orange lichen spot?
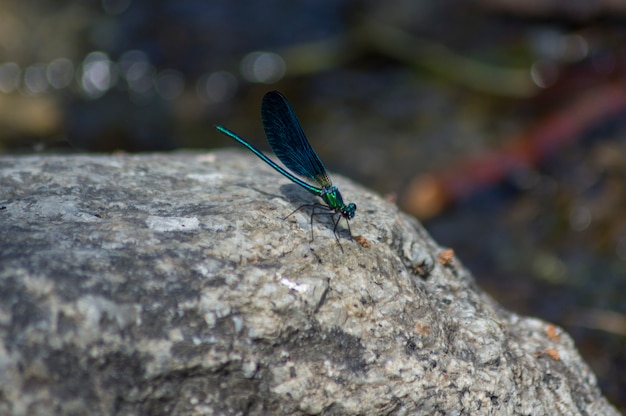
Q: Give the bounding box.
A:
[354,235,371,248]
[545,348,560,361]
[438,248,455,265]
[415,321,430,335]
[546,324,560,342]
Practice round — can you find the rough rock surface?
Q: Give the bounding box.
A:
[0,152,619,416]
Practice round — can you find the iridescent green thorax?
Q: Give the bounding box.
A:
[321,185,357,219]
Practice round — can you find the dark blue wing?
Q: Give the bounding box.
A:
[261,91,332,187]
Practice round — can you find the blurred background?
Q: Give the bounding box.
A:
[1,0,625,411]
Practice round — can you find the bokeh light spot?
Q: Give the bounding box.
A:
[196,71,237,104]
[240,51,285,84]
[530,60,559,88]
[126,61,155,93]
[0,62,21,93]
[24,63,50,94]
[80,51,116,98]
[47,58,75,89]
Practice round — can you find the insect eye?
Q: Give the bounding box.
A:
[346,203,356,218]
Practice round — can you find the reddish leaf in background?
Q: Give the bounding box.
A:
[403,82,626,219]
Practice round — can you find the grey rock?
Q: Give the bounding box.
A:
[0,152,618,416]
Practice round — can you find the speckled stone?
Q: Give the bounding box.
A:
[0,152,619,416]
